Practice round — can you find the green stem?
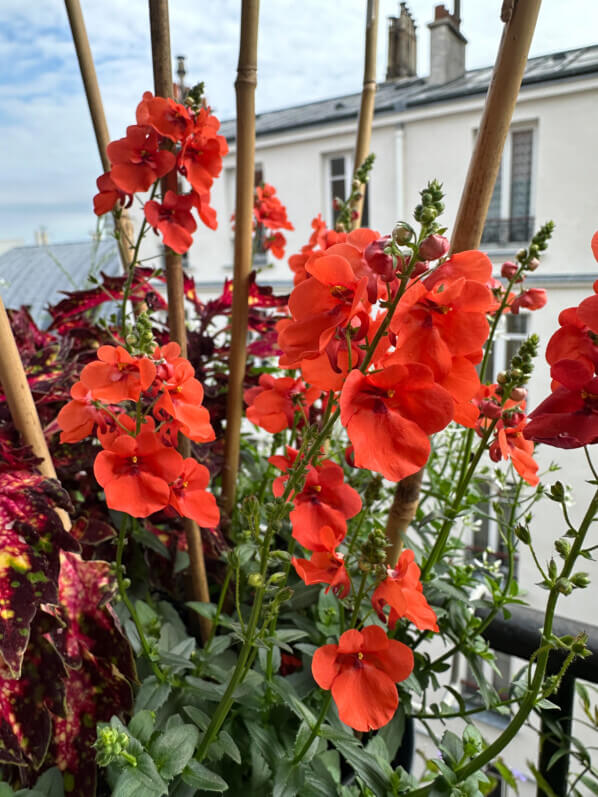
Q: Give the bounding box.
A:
[421,419,498,579]
[205,566,232,651]
[292,693,333,764]
[116,516,166,683]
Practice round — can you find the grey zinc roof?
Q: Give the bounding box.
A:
[0,239,120,327]
[220,44,598,140]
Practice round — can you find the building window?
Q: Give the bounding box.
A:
[326,154,369,229]
[481,128,535,246]
[223,163,266,271]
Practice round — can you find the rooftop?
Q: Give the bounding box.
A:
[220,44,598,140]
[0,239,120,326]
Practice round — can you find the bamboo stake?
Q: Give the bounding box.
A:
[450,0,542,253]
[221,0,260,520]
[384,0,542,567]
[352,0,379,228]
[64,0,134,269]
[0,297,70,528]
[148,0,211,640]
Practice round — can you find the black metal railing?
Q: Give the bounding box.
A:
[481,216,536,246]
[478,605,598,797]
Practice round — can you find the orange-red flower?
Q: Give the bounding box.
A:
[107,125,176,194]
[178,110,228,194]
[510,287,547,315]
[136,91,194,142]
[312,626,414,731]
[154,359,215,443]
[94,418,183,517]
[254,183,294,231]
[340,364,454,482]
[291,526,350,598]
[244,373,320,433]
[93,172,132,216]
[263,231,287,259]
[270,447,361,550]
[57,381,114,443]
[278,244,369,364]
[372,550,439,632]
[489,420,539,486]
[80,346,156,403]
[144,190,197,254]
[168,458,220,527]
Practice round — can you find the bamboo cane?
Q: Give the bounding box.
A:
[221,0,260,520]
[148,0,211,640]
[352,0,379,229]
[64,0,134,269]
[0,297,71,529]
[384,0,542,567]
[450,0,542,253]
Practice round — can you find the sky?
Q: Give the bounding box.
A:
[1,0,597,246]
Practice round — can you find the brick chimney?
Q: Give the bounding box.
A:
[428,3,466,85]
[386,3,417,80]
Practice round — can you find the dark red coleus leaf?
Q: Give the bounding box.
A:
[0,472,77,678]
[0,612,66,769]
[45,553,135,793]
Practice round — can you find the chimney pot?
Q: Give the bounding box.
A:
[428,3,467,85]
[386,3,417,80]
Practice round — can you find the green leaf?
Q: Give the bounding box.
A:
[129,710,156,746]
[183,704,211,730]
[113,753,168,797]
[270,676,317,725]
[293,721,320,764]
[0,786,13,797]
[135,677,172,711]
[219,730,241,764]
[529,763,560,797]
[378,705,405,761]
[493,760,517,789]
[440,730,464,766]
[132,525,170,558]
[181,760,228,792]
[32,767,65,797]
[273,760,305,797]
[149,725,200,781]
[321,727,391,797]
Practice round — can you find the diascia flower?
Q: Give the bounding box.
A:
[94,418,183,517]
[136,91,194,142]
[269,447,361,550]
[489,420,539,486]
[340,364,454,482]
[244,373,320,433]
[144,191,197,254]
[168,458,220,527]
[57,382,114,444]
[372,549,439,632]
[291,526,351,598]
[312,626,414,731]
[154,358,215,443]
[80,345,156,403]
[107,124,176,194]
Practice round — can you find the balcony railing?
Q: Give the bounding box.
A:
[481,216,535,246]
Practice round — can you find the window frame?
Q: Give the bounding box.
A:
[322,151,370,229]
[479,122,538,247]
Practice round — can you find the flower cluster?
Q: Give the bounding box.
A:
[93,91,228,253]
[57,343,219,524]
[525,231,598,448]
[254,182,294,259]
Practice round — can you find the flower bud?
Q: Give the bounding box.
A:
[248,572,264,589]
[509,387,527,402]
[351,209,360,220]
[419,234,449,261]
[420,206,437,223]
[554,538,571,558]
[410,260,430,278]
[364,236,394,280]
[478,399,502,419]
[501,261,519,280]
[556,577,573,595]
[332,198,341,211]
[515,524,531,544]
[571,572,591,588]
[392,223,412,244]
[527,257,540,271]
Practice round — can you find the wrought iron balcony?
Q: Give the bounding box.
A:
[481,216,536,246]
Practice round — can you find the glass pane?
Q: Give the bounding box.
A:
[330,156,345,177]
[331,177,346,202]
[254,164,264,186]
[506,313,528,335]
[361,184,369,228]
[509,130,533,241]
[481,164,503,244]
